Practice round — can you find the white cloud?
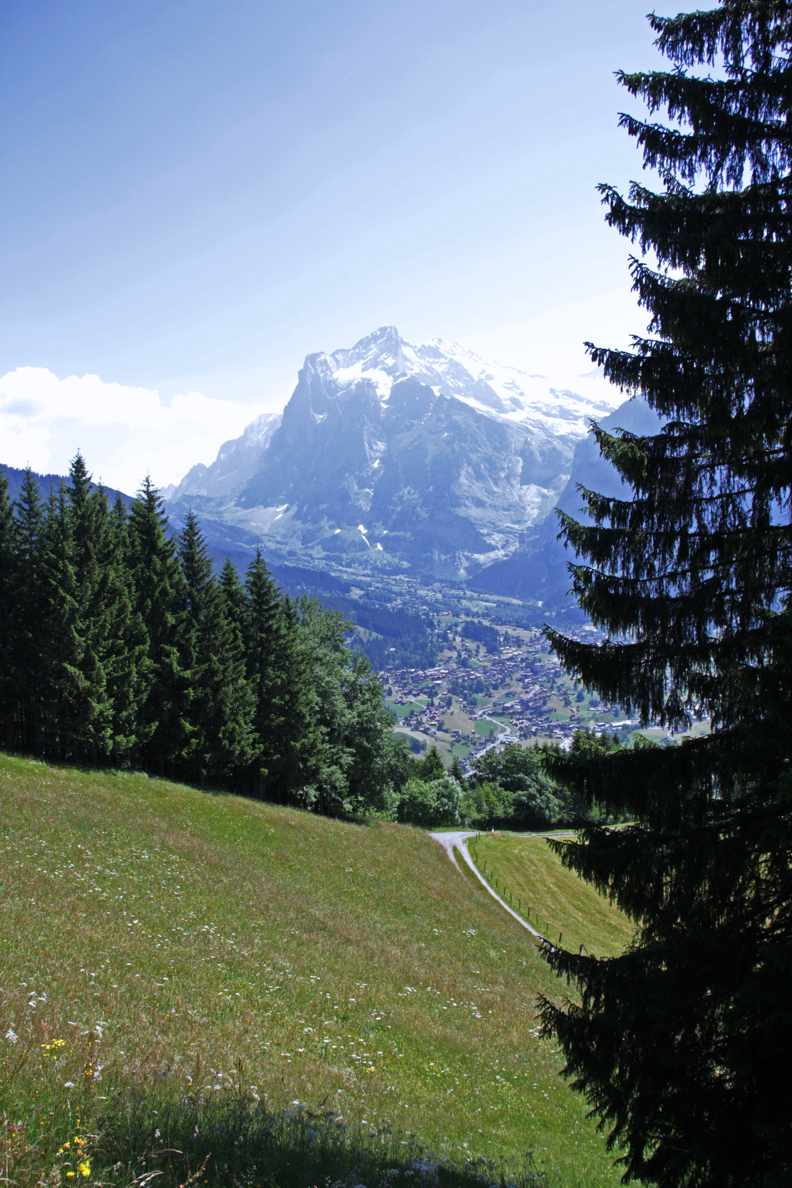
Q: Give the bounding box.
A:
[0,367,259,495]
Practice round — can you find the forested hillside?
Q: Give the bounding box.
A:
[0,456,398,817]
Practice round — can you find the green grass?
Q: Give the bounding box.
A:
[0,754,624,1187]
[440,702,476,735]
[469,833,635,957]
[490,716,513,731]
[386,698,428,722]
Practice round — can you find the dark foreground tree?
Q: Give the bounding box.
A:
[540,4,792,1186]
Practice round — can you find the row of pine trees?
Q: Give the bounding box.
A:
[0,456,397,816]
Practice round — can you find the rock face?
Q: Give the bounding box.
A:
[170,327,623,579]
[470,396,663,601]
[175,412,282,502]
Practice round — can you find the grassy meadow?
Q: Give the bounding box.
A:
[1,754,624,1187]
[469,834,635,957]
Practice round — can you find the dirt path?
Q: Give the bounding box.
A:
[430,831,545,942]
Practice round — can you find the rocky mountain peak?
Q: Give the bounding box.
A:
[301,326,408,400]
[294,328,619,436]
[169,327,627,580]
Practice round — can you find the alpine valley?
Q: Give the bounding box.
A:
[0,332,676,808]
[169,326,632,584]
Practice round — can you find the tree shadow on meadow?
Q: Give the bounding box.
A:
[95,1090,551,1188]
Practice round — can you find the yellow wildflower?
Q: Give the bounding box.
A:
[41,1038,66,1054]
[78,1158,91,1177]
[66,1173,76,1181]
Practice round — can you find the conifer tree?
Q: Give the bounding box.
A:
[540,5,792,1185]
[219,557,247,631]
[128,478,191,773]
[176,511,212,776]
[9,470,47,752]
[103,495,152,764]
[37,487,100,759]
[178,513,256,783]
[178,511,213,630]
[417,745,445,782]
[52,456,115,760]
[0,476,16,750]
[66,453,96,583]
[244,550,308,799]
[450,756,467,790]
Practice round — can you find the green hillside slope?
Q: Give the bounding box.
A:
[0,755,622,1187]
[470,834,635,956]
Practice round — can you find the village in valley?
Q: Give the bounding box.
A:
[379,618,642,766]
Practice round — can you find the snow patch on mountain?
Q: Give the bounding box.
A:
[299,326,621,437]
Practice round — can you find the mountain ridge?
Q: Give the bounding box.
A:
[169,327,624,580]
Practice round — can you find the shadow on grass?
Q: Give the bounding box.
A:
[95,1090,551,1188]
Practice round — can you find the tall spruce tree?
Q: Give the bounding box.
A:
[37,487,87,758]
[219,558,248,631]
[178,513,256,784]
[103,494,152,765]
[53,456,115,761]
[128,478,192,774]
[0,475,16,750]
[10,470,47,753]
[540,5,792,1186]
[244,550,310,800]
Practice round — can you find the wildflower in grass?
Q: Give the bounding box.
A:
[41,1038,66,1054]
[4,1027,18,1044]
[56,1129,92,1181]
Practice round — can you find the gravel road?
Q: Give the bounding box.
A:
[430,830,545,942]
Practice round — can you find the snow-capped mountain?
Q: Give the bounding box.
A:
[298,326,613,434]
[170,327,624,579]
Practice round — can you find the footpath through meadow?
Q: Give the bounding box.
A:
[430,831,545,942]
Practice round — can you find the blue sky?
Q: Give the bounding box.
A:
[2,0,685,490]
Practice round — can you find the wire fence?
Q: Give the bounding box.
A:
[468,839,565,947]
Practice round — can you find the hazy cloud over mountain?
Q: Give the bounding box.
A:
[0,367,254,494]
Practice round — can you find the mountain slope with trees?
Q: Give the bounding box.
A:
[0,457,401,817]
